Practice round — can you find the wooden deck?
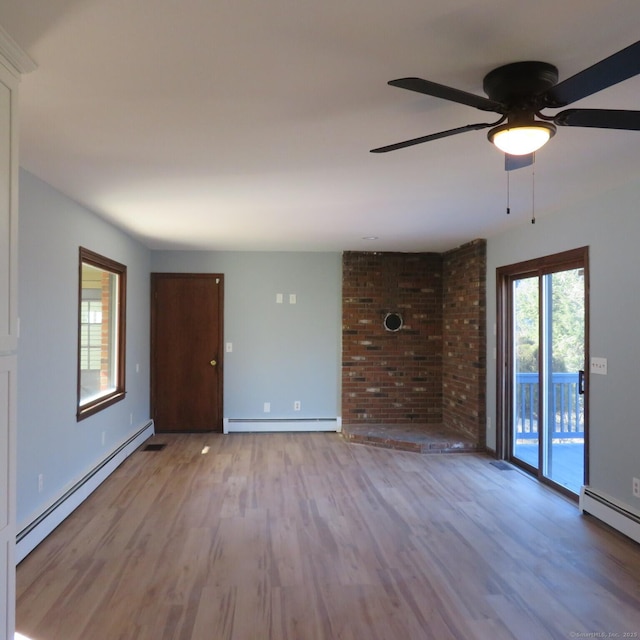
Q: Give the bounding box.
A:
[514,441,585,494]
[16,432,640,640]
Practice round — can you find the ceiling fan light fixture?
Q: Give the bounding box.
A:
[488,121,556,155]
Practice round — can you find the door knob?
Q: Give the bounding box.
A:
[210,359,217,367]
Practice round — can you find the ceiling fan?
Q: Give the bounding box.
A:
[371,40,640,169]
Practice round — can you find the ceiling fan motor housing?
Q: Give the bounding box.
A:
[483,61,559,110]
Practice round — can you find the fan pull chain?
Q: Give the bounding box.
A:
[531,153,536,224]
[506,169,510,215]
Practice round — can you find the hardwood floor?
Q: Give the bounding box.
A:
[16,433,640,640]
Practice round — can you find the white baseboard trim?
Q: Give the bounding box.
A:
[223,417,342,434]
[579,486,640,545]
[16,420,155,563]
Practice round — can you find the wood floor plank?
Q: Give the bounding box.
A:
[15,432,640,639]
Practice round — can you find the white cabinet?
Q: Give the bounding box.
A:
[0,24,35,640]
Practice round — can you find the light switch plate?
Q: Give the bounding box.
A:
[590,357,607,375]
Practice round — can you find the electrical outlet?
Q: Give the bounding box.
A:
[633,477,640,498]
[264,402,271,413]
[294,401,301,411]
[38,474,44,493]
[101,431,106,445]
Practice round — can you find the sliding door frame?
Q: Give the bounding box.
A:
[496,246,590,498]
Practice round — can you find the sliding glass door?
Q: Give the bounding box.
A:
[512,275,540,469]
[499,248,588,497]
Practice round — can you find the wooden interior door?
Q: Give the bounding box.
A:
[151,274,223,432]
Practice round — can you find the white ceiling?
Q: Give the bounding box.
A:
[1,0,639,252]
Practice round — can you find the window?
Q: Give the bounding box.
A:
[77,247,126,420]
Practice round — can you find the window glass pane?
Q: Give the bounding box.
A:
[512,276,539,470]
[77,248,126,420]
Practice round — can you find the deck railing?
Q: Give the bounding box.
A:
[515,372,584,440]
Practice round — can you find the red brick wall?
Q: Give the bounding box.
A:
[342,241,486,443]
[342,252,443,424]
[442,239,486,444]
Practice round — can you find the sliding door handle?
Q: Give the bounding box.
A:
[578,369,585,395]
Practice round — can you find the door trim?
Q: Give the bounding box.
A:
[496,247,590,498]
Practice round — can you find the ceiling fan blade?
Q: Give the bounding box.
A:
[370,122,494,153]
[542,40,640,107]
[505,153,534,171]
[389,78,503,112]
[554,108,640,130]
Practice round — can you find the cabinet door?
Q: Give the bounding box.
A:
[0,64,18,354]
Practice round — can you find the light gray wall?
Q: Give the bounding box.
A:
[150,251,342,420]
[17,170,151,528]
[486,180,640,509]
[22,154,637,532]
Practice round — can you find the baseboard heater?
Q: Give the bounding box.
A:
[223,417,342,434]
[579,486,640,545]
[16,420,155,563]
